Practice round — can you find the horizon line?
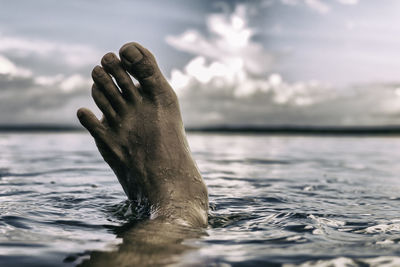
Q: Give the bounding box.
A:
[2,124,400,135]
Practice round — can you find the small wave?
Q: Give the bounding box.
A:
[284,256,400,267]
[0,168,10,178]
[355,223,400,234]
[0,168,100,178]
[375,239,396,245]
[0,242,47,248]
[0,190,35,197]
[284,224,315,233]
[308,214,346,228]
[214,158,290,165]
[2,216,32,230]
[208,212,256,228]
[49,220,104,229]
[236,234,308,245]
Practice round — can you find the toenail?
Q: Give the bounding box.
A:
[121,45,143,64]
[93,66,104,77]
[77,109,85,118]
[103,53,115,64]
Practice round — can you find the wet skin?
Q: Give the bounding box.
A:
[77,42,208,227]
[76,42,209,265]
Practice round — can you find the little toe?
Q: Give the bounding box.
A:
[92,66,126,112]
[77,108,121,162]
[119,42,173,97]
[91,84,118,125]
[101,52,141,102]
[77,108,107,142]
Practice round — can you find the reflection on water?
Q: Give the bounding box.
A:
[1,133,400,266]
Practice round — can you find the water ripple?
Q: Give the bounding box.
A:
[1,133,400,266]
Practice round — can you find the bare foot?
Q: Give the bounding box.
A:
[77,42,208,227]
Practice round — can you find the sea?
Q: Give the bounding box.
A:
[1,132,400,266]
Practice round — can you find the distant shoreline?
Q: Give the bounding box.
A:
[2,125,400,135]
[186,126,400,135]
[0,125,82,132]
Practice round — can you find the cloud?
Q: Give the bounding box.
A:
[280,0,298,5]
[0,32,100,125]
[166,4,334,126]
[304,0,331,14]
[337,0,359,4]
[166,5,272,76]
[0,55,31,77]
[279,0,359,13]
[0,54,92,125]
[0,33,101,68]
[0,1,395,128]
[166,4,400,127]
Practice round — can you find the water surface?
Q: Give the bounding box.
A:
[1,133,400,266]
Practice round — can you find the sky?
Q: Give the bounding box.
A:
[1,0,400,127]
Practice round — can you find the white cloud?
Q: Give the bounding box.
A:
[279,0,330,13]
[0,54,92,125]
[166,3,400,127]
[0,33,98,125]
[34,74,64,86]
[0,33,100,67]
[305,0,331,14]
[0,55,31,77]
[280,0,298,5]
[337,0,359,4]
[279,0,359,13]
[166,5,272,76]
[34,73,91,93]
[166,5,335,126]
[59,74,91,92]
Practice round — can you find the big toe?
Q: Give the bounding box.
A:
[119,42,172,96]
[119,42,158,80]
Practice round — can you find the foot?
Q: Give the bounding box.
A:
[77,42,208,227]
